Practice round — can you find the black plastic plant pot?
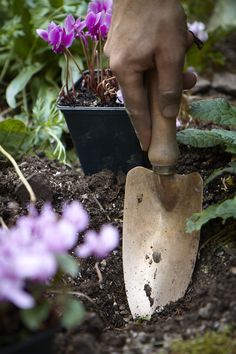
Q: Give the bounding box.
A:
[0,328,56,354]
[58,104,149,175]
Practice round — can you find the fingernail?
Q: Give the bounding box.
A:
[163,104,179,119]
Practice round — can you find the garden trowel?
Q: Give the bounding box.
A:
[123,71,203,318]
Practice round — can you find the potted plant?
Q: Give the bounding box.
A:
[36,0,148,175]
[0,201,119,353]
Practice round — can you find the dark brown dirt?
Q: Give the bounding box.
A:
[0,141,235,353]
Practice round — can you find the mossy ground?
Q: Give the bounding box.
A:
[168,328,236,354]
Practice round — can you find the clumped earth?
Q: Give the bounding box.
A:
[0,142,236,353]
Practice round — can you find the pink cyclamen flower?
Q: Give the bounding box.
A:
[64,14,87,42]
[76,224,119,258]
[86,0,113,40]
[63,200,89,232]
[0,201,89,308]
[88,0,113,14]
[36,20,74,53]
[188,21,208,42]
[0,279,35,309]
[116,89,124,104]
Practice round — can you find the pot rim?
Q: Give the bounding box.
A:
[57,104,125,112]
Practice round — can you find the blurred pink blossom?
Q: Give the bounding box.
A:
[76,224,119,258]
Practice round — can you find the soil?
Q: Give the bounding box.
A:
[0,141,236,353]
[58,71,123,108]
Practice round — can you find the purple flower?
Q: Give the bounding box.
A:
[0,279,34,309]
[40,219,77,253]
[0,201,89,308]
[0,200,118,309]
[63,201,89,232]
[116,89,124,104]
[88,0,113,14]
[188,21,208,42]
[64,15,87,42]
[76,224,119,258]
[86,0,113,40]
[36,20,74,53]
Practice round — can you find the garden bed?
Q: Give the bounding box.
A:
[0,142,235,353]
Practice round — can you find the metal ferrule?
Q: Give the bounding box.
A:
[152,165,177,175]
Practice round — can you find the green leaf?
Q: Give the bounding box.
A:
[177,128,236,151]
[226,144,236,154]
[49,0,64,8]
[0,119,33,158]
[189,98,236,126]
[62,298,85,329]
[209,0,236,30]
[21,303,51,331]
[186,196,236,233]
[57,254,79,277]
[205,161,236,185]
[212,129,236,144]
[6,63,44,108]
[177,129,223,148]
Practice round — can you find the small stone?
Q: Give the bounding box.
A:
[119,304,126,311]
[191,77,211,94]
[198,303,213,319]
[123,317,130,323]
[230,267,236,274]
[212,72,236,96]
[120,310,129,315]
[100,259,107,267]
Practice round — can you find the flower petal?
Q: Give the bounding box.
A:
[36,29,49,42]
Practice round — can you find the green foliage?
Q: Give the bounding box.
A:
[0,119,33,158]
[62,298,85,329]
[209,0,236,31]
[169,328,236,354]
[31,96,67,162]
[183,0,236,73]
[186,28,228,73]
[56,254,79,277]
[177,99,236,154]
[6,63,44,108]
[179,98,236,232]
[187,196,236,233]
[181,0,214,22]
[0,0,88,110]
[1,95,67,161]
[189,98,236,125]
[21,303,51,331]
[177,128,236,154]
[204,161,236,186]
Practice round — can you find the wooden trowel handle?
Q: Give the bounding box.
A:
[147,70,179,174]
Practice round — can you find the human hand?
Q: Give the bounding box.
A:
[104,0,196,151]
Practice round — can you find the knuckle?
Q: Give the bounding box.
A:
[109,56,126,75]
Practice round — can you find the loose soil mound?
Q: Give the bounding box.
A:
[0,144,235,354]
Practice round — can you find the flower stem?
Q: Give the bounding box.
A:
[0,145,36,203]
[64,48,83,75]
[99,36,103,82]
[64,52,70,96]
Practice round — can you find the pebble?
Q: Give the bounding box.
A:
[119,304,126,311]
[100,259,107,267]
[230,267,236,274]
[191,77,211,94]
[212,72,236,96]
[198,302,213,319]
